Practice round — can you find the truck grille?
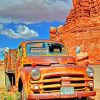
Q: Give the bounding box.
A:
[42,74,85,93]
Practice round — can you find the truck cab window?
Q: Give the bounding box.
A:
[18,46,23,57]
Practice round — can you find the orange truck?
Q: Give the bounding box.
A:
[4,40,96,100]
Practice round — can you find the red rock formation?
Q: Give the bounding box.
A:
[50,0,100,65]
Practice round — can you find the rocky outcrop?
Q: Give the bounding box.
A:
[50,0,100,65]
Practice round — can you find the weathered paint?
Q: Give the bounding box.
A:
[4,40,96,99]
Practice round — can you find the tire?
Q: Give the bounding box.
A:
[22,87,27,100]
[18,78,27,100]
[75,97,91,100]
[81,97,91,100]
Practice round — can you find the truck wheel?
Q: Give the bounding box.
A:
[22,87,27,100]
[75,97,91,100]
[82,97,91,100]
[5,74,11,91]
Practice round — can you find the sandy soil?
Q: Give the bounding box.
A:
[91,89,100,100]
[90,65,100,100]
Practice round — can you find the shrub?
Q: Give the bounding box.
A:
[0,90,21,100]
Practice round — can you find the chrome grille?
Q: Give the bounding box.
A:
[42,74,85,93]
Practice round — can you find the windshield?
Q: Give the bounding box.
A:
[26,42,66,56]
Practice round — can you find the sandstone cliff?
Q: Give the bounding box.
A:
[50,0,100,65]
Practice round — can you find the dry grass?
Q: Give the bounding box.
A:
[0,89,100,100]
[0,89,21,100]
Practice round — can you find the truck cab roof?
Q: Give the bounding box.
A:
[20,40,63,45]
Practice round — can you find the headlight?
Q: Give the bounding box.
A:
[31,68,41,80]
[86,67,94,77]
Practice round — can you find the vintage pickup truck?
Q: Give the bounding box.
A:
[4,40,96,100]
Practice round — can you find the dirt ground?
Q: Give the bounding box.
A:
[0,69,6,89]
[90,65,100,100]
[91,89,100,100]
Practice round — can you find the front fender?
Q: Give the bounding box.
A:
[17,68,30,92]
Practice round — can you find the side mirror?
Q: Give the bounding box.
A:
[76,46,80,55]
[76,46,88,60]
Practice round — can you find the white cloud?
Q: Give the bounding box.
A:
[0,17,22,23]
[2,29,20,39]
[17,25,39,38]
[0,23,4,30]
[0,0,23,8]
[0,24,39,39]
[0,0,73,23]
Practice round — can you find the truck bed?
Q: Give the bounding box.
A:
[4,49,17,72]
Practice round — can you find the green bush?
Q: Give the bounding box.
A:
[0,90,21,100]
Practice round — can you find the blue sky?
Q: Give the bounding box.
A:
[0,0,73,59]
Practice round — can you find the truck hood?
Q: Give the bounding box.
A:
[24,56,69,66]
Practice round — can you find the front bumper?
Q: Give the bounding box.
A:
[28,91,96,99]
